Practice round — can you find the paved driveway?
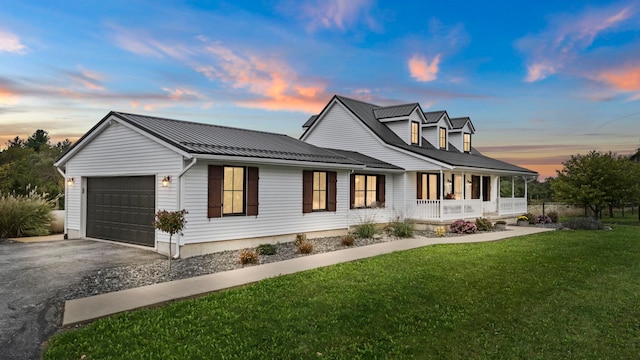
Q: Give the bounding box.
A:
[0,239,163,360]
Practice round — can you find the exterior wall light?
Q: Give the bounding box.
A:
[162,176,171,187]
[67,178,74,186]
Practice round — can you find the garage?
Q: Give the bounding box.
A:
[86,176,156,247]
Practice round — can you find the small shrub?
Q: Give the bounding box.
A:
[517,215,529,222]
[297,241,313,254]
[341,234,355,246]
[526,213,536,224]
[547,211,559,223]
[535,215,552,224]
[495,220,506,225]
[564,217,604,230]
[294,233,307,247]
[435,226,447,237]
[353,222,377,238]
[475,217,493,231]
[450,220,477,234]
[0,188,55,238]
[239,249,259,265]
[392,219,415,238]
[256,243,277,255]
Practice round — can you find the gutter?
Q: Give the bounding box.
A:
[174,158,197,259]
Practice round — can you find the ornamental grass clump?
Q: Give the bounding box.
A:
[475,217,493,231]
[392,219,415,238]
[547,211,559,223]
[341,234,355,246]
[435,226,447,237]
[353,222,377,238]
[297,241,313,254]
[0,188,55,238]
[450,220,477,234]
[239,249,259,265]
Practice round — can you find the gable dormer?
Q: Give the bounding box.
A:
[422,110,452,150]
[373,103,425,146]
[449,117,475,153]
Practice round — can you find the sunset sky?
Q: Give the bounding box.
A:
[1,0,639,179]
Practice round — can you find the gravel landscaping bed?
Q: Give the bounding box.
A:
[64,231,459,301]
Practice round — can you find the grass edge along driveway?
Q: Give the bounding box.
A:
[45,226,640,359]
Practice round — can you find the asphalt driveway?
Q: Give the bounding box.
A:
[0,239,163,360]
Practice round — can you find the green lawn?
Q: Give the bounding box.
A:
[45,227,640,359]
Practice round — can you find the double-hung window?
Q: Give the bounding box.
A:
[439,127,447,149]
[463,133,471,153]
[208,165,259,218]
[350,174,385,208]
[411,121,419,145]
[303,170,337,213]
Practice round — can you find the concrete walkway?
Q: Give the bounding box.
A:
[63,226,554,326]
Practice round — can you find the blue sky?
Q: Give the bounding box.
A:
[1,0,639,178]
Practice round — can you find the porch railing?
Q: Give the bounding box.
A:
[406,199,483,221]
[498,197,527,215]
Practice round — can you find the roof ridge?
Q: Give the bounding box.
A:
[335,95,381,108]
[375,102,419,110]
[113,111,290,138]
[424,110,446,114]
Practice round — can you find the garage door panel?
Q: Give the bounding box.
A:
[87,176,155,247]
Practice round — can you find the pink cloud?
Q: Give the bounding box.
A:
[196,43,329,112]
[596,65,640,91]
[0,30,27,54]
[516,4,635,82]
[408,54,441,82]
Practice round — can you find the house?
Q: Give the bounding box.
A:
[300,95,537,225]
[55,95,536,257]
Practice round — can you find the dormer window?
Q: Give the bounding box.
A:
[439,127,447,149]
[411,121,419,145]
[463,133,471,153]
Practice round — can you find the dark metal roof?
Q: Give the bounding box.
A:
[323,148,404,170]
[423,110,446,124]
[302,115,318,128]
[111,112,362,165]
[329,95,537,175]
[450,117,475,133]
[373,103,419,120]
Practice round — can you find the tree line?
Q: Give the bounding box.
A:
[500,147,640,219]
[0,130,72,208]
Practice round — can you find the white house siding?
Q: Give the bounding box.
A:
[64,121,183,242]
[449,132,462,151]
[386,120,409,145]
[422,126,438,148]
[304,102,443,172]
[181,162,350,245]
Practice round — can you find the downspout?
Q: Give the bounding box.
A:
[174,157,197,259]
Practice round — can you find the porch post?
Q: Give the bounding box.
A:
[524,176,528,200]
[480,175,483,201]
[511,176,515,198]
[439,169,444,221]
[461,171,466,218]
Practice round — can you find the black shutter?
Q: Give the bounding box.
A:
[302,170,313,213]
[246,167,259,216]
[328,171,337,212]
[377,175,385,207]
[208,165,223,218]
[416,172,423,199]
[350,174,356,209]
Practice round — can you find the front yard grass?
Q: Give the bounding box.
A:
[45,226,640,359]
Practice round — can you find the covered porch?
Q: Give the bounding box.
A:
[405,171,531,221]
